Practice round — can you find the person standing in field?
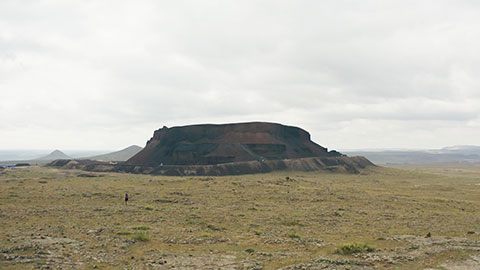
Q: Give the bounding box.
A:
[125,192,129,205]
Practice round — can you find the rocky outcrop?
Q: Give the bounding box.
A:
[126,122,342,166]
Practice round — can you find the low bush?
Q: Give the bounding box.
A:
[281,219,304,227]
[206,224,223,231]
[335,242,375,255]
[132,225,150,230]
[131,231,150,241]
[200,232,212,238]
[253,229,262,236]
[287,230,302,239]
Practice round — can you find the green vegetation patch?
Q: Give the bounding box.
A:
[287,230,302,239]
[131,231,150,241]
[200,232,212,238]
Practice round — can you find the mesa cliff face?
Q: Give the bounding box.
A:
[126,122,342,166]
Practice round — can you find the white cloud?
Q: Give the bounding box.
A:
[1,0,480,150]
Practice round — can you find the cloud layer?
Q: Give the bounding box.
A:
[1,0,480,150]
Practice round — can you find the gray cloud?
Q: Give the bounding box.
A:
[1,0,480,150]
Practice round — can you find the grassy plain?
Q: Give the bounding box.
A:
[1,164,480,269]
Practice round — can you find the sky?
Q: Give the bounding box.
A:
[1,0,480,151]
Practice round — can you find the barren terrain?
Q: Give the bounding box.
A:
[1,165,480,269]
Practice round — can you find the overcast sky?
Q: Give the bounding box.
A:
[1,0,480,151]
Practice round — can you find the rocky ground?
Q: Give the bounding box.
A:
[1,165,480,269]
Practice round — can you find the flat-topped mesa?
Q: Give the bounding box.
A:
[126,122,343,166]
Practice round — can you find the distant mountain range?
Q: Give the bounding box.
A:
[0,145,142,165]
[345,145,480,165]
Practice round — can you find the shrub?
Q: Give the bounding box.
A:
[335,242,375,255]
[116,230,133,235]
[200,232,212,238]
[287,230,302,239]
[131,231,150,241]
[144,206,154,211]
[132,225,150,230]
[281,219,303,227]
[206,224,223,231]
[245,248,255,253]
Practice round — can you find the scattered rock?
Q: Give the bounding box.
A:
[280,257,374,270]
[77,173,102,178]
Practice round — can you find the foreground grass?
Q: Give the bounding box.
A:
[1,165,480,269]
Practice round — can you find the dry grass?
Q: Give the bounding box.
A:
[1,165,480,269]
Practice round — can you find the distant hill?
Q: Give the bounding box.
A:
[0,150,107,161]
[441,145,480,152]
[0,149,72,166]
[345,145,480,165]
[85,145,142,161]
[0,148,142,165]
[37,150,72,160]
